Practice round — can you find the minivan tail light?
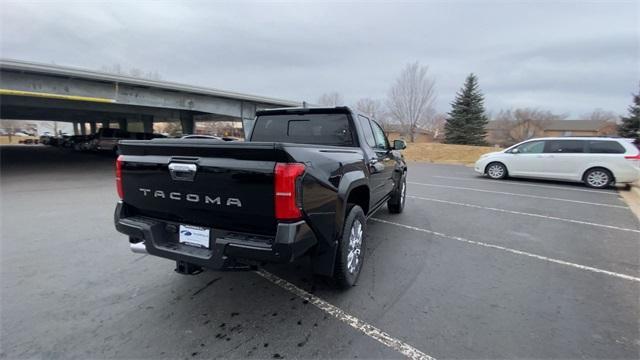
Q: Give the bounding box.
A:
[624,154,640,160]
[274,163,306,220]
[116,155,124,199]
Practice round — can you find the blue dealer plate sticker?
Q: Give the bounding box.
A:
[179,225,210,249]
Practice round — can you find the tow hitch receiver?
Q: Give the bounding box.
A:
[175,261,203,275]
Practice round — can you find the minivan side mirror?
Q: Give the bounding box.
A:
[393,139,407,150]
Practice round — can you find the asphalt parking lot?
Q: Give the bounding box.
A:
[2,146,639,359]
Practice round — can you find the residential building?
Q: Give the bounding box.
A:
[486,119,618,146]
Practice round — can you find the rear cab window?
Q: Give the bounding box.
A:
[250,113,356,146]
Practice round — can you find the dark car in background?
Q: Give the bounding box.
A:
[91,128,166,154]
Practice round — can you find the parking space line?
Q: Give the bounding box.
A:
[408,182,627,209]
[430,175,619,195]
[371,218,640,283]
[407,195,640,234]
[254,269,435,360]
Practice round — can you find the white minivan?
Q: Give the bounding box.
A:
[474,137,640,188]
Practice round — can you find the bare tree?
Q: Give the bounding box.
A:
[317,92,344,107]
[386,62,437,142]
[355,98,396,131]
[355,98,382,119]
[427,113,447,141]
[153,121,182,137]
[490,108,567,145]
[582,109,619,122]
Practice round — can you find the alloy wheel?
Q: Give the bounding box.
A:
[346,219,363,274]
[586,170,609,188]
[487,164,505,179]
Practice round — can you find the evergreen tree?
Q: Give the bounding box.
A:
[444,73,489,145]
[618,84,640,140]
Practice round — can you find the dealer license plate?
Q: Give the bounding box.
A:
[179,225,210,249]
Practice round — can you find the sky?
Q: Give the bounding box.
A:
[1,0,638,118]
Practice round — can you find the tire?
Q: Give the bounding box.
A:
[583,168,613,189]
[333,205,366,289]
[388,172,406,214]
[486,162,508,180]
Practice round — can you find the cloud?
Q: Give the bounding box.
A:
[1,0,638,117]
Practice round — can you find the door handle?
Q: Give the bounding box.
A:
[369,158,378,164]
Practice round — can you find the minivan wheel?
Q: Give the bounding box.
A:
[486,162,507,179]
[333,205,366,289]
[584,168,613,189]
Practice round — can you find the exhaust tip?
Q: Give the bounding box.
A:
[130,242,147,254]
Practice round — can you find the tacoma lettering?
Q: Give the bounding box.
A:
[137,188,241,207]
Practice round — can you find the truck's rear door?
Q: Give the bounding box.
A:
[118,140,287,235]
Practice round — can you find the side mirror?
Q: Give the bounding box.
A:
[393,139,407,150]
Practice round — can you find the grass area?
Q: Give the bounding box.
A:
[402,142,501,165]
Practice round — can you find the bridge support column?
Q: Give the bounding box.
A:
[80,122,87,135]
[102,120,109,129]
[89,122,96,134]
[180,112,194,135]
[118,118,127,131]
[142,115,154,133]
[72,121,79,135]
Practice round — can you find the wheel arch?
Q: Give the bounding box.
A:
[485,161,508,175]
[582,166,615,182]
[312,171,368,278]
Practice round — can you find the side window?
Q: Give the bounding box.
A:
[370,120,389,150]
[515,140,544,154]
[357,115,376,148]
[544,140,585,153]
[587,140,625,154]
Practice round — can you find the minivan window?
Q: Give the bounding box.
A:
[250,113,355,146]
[544,140,584,153]
[587,140,625,154]
[357,115,376,148]
[514,140,544,154]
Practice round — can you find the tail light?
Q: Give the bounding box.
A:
[274,163,306,220]
[116,155,124,199]
[625,153,640,168]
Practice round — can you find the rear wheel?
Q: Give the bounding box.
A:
[584,168,613,189]
[486,162,507,179]
[333,205,366,289]
[387,172,406,214]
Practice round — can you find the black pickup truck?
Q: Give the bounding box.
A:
[114,107,407,288]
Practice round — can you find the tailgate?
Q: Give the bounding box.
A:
[119,140,288,235]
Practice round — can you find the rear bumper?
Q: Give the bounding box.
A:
[114,202,317,270]
[614,167,640,184]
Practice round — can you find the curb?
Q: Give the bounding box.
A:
[620,182,640,221]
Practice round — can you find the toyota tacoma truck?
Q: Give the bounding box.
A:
[114,107,407,288]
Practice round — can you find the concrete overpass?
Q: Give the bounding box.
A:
[0,59,301,135]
